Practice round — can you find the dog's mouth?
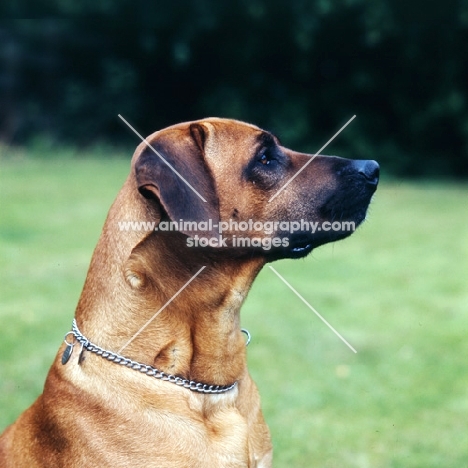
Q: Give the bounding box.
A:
[257,232,316,261]
[288,236,314,258]
[269,209,370,261]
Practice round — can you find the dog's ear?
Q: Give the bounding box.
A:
[134,123,219,237]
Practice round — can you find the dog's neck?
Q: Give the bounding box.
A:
[74,195,265,387]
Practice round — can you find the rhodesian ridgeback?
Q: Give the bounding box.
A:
[0,118,379,467]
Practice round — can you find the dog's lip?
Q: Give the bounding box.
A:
[290,243,312,253]
[288,235,314,257]
[288,233,312,247]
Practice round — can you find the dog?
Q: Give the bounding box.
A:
[0,118,379,467]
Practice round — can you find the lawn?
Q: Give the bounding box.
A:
[1,153,467,467]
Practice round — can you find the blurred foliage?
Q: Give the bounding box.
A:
[1,0,467,177]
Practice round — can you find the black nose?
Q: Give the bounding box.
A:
[353,160,380,186]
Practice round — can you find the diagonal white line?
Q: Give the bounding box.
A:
[268,115,356,203]
[268,265,357,353]
[118,266,206,353]
[118,114,207,203]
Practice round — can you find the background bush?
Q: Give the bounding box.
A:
[1,1,468,177]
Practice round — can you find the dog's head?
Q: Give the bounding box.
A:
[133,117,379,261]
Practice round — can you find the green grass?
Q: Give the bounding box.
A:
[1,153,468,467]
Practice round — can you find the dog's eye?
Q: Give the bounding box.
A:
[258,150,273,165]
[259,153,269,165]
[246,145,286,187]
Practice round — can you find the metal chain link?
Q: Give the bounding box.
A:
[68,319,237,395]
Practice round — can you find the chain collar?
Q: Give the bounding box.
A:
[62,319,250,395]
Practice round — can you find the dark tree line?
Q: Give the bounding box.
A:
[1,0,468,177]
